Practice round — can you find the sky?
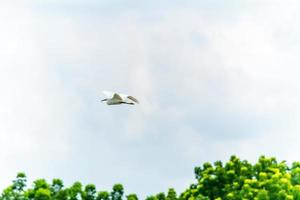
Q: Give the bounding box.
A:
[1,0,300,198]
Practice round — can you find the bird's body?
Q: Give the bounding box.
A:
[101,91,139,105]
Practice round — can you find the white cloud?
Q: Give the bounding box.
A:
[0,1,83,188]
[1,0,300,198]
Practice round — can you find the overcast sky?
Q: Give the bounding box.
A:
[1,0,300,198]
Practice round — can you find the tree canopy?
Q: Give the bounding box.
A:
[181,155,300,200]
[2,156,300,200]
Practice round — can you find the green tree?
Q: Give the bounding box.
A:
[181,155,300,200]
[12,172,27,193]
[1,186,15,200]
[68,182,83,200]
[51,179,64,194]
[126,193,138,200]
[51,179,68,200]
[166,188,177,200]
[24,179,51,200]
[6,155,300,200]
[111,184,124,200]
[145,196,158,200]
[84,184,97,200]
[33,179,49,191]
[34,188,51,200]
[1,172,27,200]
[156,192,166,200]
[96,191,109,200]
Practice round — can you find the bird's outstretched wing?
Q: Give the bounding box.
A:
[112,93,123,101]
[102,91,138,104]
[127,96,139,104]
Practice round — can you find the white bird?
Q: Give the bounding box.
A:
[101,91,139,105]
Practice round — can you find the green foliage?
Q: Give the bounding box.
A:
[97,191,110,200]
[68,182,83,200]
[1,173,27,200]
[84,184,97,200]
[145,196,158,200]
[111,184,124,200]
[156,192,166,200]
[51,179,64,194]
[12,172,27,192]
[126,194,139,200]
[4,156,300,200]
[34,188,51,200]
[181,155,300,200]
[166,188,177,200]
[34,179,49,190]
[51,179,68,200]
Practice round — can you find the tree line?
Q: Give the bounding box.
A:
[0,172,177,200]
[2,155,300,200]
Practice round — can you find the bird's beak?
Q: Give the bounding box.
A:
[101,99,107,101]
